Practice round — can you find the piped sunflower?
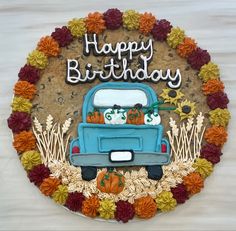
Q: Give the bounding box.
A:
[175,100,196,120]
[160,88,184,105]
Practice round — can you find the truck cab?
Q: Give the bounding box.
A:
[69,82,171,181]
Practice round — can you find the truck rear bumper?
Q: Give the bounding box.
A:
[69,152,170,167]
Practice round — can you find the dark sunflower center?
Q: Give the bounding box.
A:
[182,105,191,114]
[168,90,177,98]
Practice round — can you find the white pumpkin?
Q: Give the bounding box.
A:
[144,111,161,125]
[104,108,127,124]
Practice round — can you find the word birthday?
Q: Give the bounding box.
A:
[66,34,182,88]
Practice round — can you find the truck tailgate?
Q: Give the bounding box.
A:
[78,123,163,153]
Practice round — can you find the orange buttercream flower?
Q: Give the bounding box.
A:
[204,126,228,146]
[37,36,60,57]
[134,195,157,218]
[39,177,61,196]
[13,131,36,153]
[202,79,225,95]
[177,37,197,58]
[14,81,36,100]
[183,172,204,195]
[82,195,100,217]
[86,12,106,34]
[139,12,156,35]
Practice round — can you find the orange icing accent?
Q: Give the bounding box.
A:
[183,172,204,195]
[37,36,60,57]
[177,37,197,58]
[204,126,228,146]
[202,79,225,95]
[134,195,157,218]
[139,12,156,35]
[39,177,61,196]
[14,81,36,100]
[82,195,100,217]
[85,12,106,34]
[13,131,36,153]
[97,170,125,194]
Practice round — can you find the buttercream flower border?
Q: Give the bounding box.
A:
[7,9,230,222]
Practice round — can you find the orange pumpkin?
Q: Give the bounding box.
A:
[97,170,125,194]
[86,109,104,124]
[127,103,144,125]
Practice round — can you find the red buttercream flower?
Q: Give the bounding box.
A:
[115,200,135,223]
[28,164,51,186]
[51,26,73,47]
[171,183,189,204]
[200,143,222,164]
[7,112,32,133]
[151,19,172,41]
[207,91,229,110]
[18,64,40,84]
[187,47,211,70]
[103,8,123,30]
[65,192,85,212]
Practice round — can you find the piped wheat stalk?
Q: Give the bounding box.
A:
[33,115,72,166]
[167,113,206,163]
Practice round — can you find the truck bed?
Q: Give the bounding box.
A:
[78,123,164,153]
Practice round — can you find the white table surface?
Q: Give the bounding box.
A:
[0,0,236,230]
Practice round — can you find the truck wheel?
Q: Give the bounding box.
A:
[81,166,97,181]
[146,165,163,180]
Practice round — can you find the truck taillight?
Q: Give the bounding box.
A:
[161,144,167,153]
[72,146,80,154]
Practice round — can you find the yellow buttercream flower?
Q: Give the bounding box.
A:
[155,191,177,212]
[199,62,220,82]
[175,100,196,120]
[123,10,140,30]
[27,50,48,69]
[11,96,32,113]
[98,199,116,219]
[209,108,230,127]
[21,150,42,171]
[67,18,87,37]
[52,185,68,205]
[160,88,184,105]
[193,158,213,179]
[167,27,185,48]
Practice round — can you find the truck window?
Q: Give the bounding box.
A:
[93,89,148,107]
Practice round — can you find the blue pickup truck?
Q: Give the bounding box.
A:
[69,82,171,181]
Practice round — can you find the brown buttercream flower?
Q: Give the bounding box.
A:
[177,37,197,58]
[13,131,36,153]
[183,172,204,195]
[82,195,100,217]
[134,195,157,218]
[202,79,225,95]
[37,36,60,57]
[39,177,61,196]
[204,126,228,146]
[14,81,36,100]
[139,12,156,35]
[86,12,106,34]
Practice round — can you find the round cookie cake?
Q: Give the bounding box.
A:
[8,9,230,222]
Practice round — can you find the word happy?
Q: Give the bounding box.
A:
[66,34,182,88]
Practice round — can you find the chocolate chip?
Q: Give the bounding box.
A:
[57,97,64,105]
[168,90,177,98]
[182,105,191,114]
[73,110,79,117]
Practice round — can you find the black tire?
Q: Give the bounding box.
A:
[81,166,97,181]
[146,165,163,180]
